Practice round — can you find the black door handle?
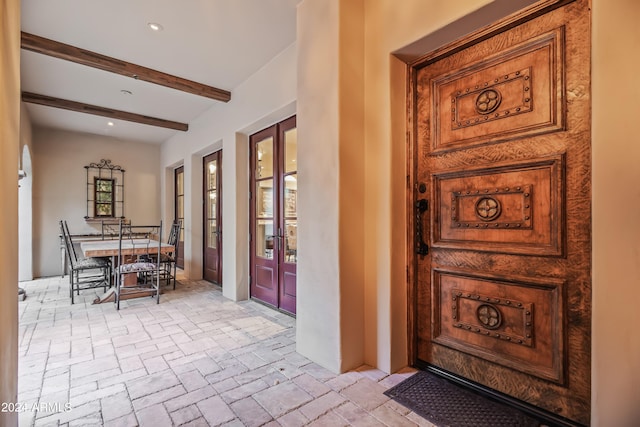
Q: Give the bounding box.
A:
[416,199,429,256]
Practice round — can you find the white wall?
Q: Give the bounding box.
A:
[33,128,161,277]
[161,43,297,299]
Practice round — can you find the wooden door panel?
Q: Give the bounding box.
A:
[429,28,565,153]
[253,264,277,306]
[432,268,564,383]
[433,156,563,255]
[280,270,297,314]
[412,1,590,424]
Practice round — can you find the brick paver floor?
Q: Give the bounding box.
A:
[17,273,431,427]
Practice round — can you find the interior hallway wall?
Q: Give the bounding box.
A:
[296,0,347,373]
[592,0,640,424]
[0,0,20,424]
[32,128,161,277]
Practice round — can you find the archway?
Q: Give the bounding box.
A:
[19,144,33,283]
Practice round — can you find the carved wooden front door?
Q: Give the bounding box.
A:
[412,1,590,424]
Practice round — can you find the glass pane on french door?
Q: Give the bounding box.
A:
[255,134,275,259]
[206,157,218,250]
[283,126,297,264]
[208,220,217,249]
[204,151,222,284]
[256,180,274,258]
[175,166,185,269]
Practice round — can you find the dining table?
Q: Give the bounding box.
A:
[81,238,174,258]
[81,239,175,303]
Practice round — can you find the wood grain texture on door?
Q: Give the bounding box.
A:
[410,0,591,424]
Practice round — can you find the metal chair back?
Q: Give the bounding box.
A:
[115,220,163,309]
[59,220,110,304]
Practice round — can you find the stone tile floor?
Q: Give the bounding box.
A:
[17,274,433,427]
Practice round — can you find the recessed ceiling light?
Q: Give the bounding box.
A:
[107,121,114,127]
[147,22,163,31]
[120,90,133,95]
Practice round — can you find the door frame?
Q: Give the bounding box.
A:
[203,150,222,284]
[249,115,297,315]
[405,1,587,425]
[174,165,185,269]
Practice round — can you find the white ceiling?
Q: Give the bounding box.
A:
[20,0,301,144]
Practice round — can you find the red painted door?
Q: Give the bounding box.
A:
[250,116,297,314]
[204,151,222,284]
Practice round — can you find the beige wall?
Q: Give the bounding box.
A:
[33,128,161,277]
[592,0,640,424]
[0,0,20,424]
[296,0,343,372]
[338,0,366,372]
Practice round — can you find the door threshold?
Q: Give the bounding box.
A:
[250,297,296,319]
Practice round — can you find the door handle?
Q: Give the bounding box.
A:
[415,199,429,256]
[276,228,283,251]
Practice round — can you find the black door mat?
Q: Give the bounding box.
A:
[384,370,542,427]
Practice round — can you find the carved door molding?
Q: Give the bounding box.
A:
[407,0,591,424]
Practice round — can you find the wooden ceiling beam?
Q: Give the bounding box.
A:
[22,92,189,131]
[21,32,231,102]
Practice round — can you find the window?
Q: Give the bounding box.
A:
[85,159,125,219]
[94,177,115,217]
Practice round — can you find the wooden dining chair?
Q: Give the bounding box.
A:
[60,220,111,304]
[114,220,163,310]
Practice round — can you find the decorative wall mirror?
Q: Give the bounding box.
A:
[84,159,125,219]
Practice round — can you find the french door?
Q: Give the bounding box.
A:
[204,151,222,284]
[174,166,184,269]
[250,116,297,315]
[411,1,590,425]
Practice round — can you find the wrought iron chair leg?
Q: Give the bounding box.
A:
[173,262,177,290]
